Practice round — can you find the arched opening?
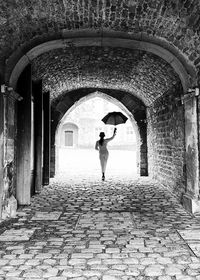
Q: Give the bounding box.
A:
[7,31,196,92]
[5,32,200,213]
[52,88,147,178]
[2,1,200,273]
[55,92,141,178]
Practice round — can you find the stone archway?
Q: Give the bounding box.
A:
[52,88,147,177]
[1,2,200,221]
[55,91,141,176]
[4,31,200,213]
[7,31,197,94]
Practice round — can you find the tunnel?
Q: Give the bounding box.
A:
[1,1,200,278]
[0,1,200,220]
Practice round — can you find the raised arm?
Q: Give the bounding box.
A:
[105,128,117,142]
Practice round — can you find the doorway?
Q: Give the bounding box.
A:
[65,131,73,147]
[55,94,140,179]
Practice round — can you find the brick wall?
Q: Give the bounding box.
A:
[33,47,180,105]
[1,97,17,220]
[147,84,186,200]
[198,95,200,148]
[1,0,200,72]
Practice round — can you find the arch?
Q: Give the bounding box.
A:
[54,91,141,176]
[7,30,197,94]
[58,91,139,128]
[51,87,147,176]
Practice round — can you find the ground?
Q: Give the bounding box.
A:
[57,148,138,179]
[0,149,200,279]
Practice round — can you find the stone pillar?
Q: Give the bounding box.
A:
[0,86,22,220]
[33,80,43,193]
[0,91,4,219]
[43,91,50,185]
[16,64,32,205]
[182,88,200,213]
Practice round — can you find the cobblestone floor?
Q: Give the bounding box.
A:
[1,170,200,279]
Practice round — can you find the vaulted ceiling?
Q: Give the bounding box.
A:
[1,0,200,64]
[32,46,180,106]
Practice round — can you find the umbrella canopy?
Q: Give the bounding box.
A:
[101,111,128,126]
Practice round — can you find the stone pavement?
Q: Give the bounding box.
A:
[1,173,200,279]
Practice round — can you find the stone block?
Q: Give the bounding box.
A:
[182,195,200,214]
[31,211,62,220]
[0,228,35,241]
[1,195,17,220]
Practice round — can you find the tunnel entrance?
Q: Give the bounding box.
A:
[4,33,200,215]
[55,93,139,179]
[52,88,148,178]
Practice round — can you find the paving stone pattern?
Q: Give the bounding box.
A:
[1,174,200,279]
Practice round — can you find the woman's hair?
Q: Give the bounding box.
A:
[99,132,105,146]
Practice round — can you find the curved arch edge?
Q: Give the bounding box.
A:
[54,90,142,175]
[7,30,197,93]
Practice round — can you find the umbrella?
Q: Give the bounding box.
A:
[101,111,128,126]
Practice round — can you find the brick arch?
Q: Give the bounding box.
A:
[57,91,140,122]
[54,89,145,122]
[1,1,200,72]
[7,31,197,97]
[51,88,148,177]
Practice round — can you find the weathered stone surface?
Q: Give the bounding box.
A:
[1,98,17,222]
[0,228,35,241]
[1,0,200,72]
[178,229,200,241]
[0,173,200,279]
[144,264,164,276]
[32,47,180,106]
[148,85,185,200]
[188,243,200,258]
[31,211,62,220]
[1,2,200,228]
[165,264,184,276]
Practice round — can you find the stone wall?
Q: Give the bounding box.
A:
[32,47,180,106]
[1,0,200,73]
[0,94,4,220]
[147,85,186,200]
[198,95,200,164]
[1,97,17,220]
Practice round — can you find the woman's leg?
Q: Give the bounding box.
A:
[99,153,109,179]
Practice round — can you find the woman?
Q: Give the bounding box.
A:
[95,128,117,181]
